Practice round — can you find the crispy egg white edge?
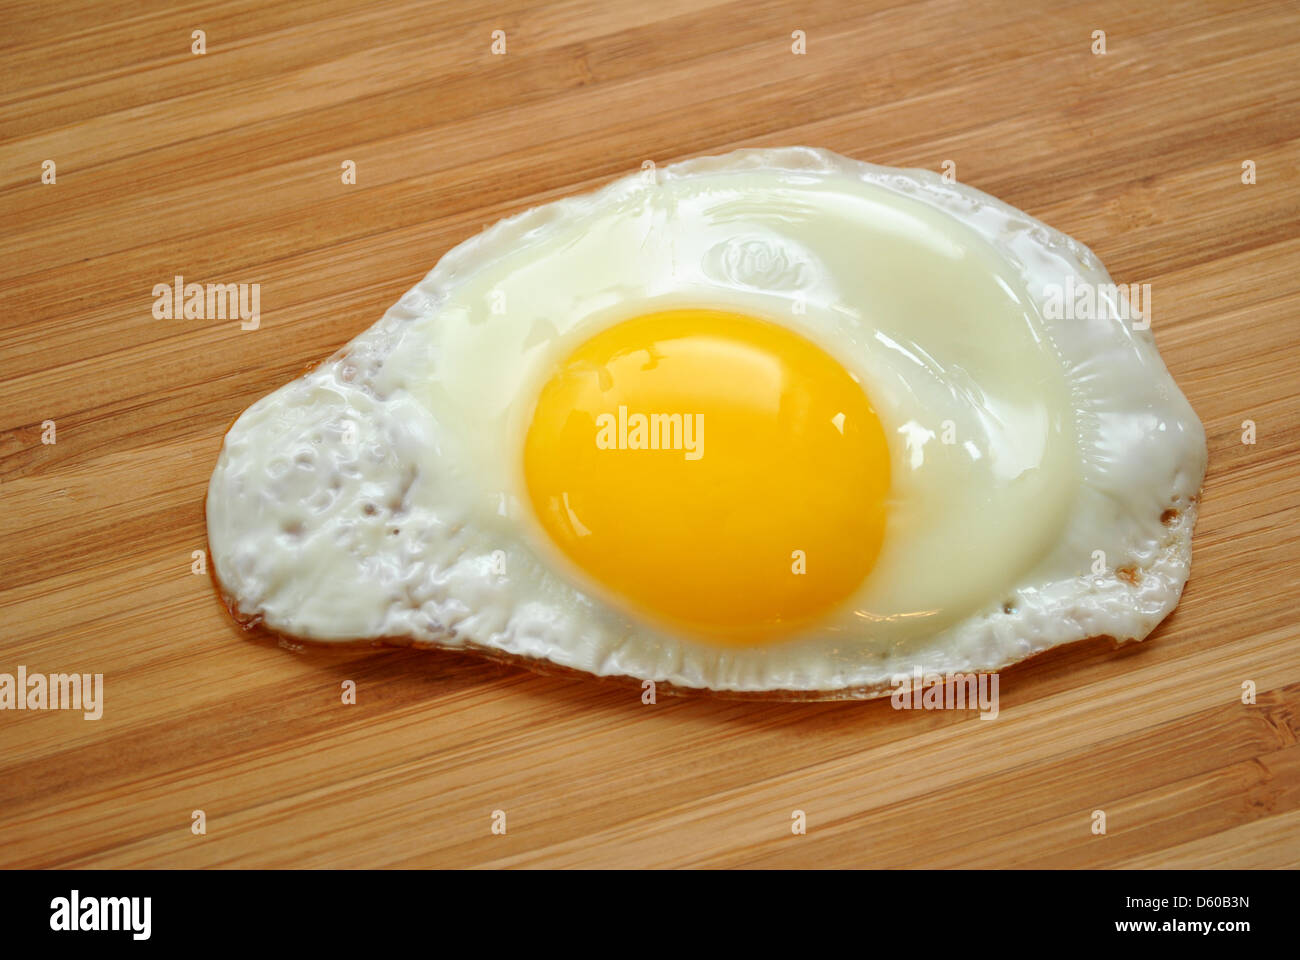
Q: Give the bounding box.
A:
[206,147,1208,697]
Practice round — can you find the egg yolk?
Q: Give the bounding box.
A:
[523,309,890,644]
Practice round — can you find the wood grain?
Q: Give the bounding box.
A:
[1,0,1297,868]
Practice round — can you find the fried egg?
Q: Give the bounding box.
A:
[206,147,1207,697]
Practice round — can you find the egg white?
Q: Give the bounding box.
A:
[206,147,1207,696]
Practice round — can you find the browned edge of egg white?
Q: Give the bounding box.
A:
[205,348,1198,702]
[204,534,1171,705]
[209,570,1138,703]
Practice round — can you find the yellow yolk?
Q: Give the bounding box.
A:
[523,309,890,644]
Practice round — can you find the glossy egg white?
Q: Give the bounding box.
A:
[206,147,1207,697]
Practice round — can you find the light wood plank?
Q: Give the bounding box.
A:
[1,0,1296,868]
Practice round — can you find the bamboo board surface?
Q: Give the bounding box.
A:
[1,0,1298,869]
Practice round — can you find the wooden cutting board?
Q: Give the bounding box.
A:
[2,0,1297,869]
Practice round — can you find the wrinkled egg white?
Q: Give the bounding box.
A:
[206,147,1207,696]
